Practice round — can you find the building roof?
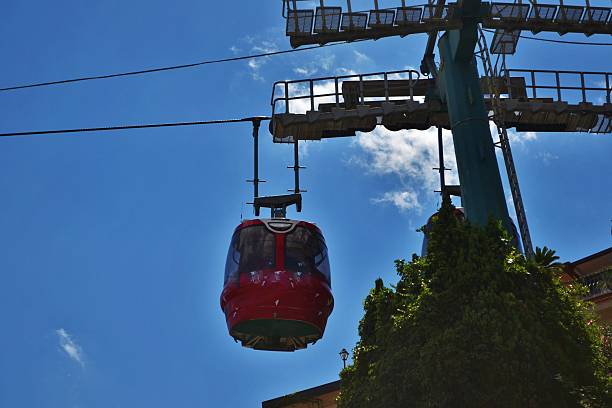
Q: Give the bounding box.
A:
[564,246,612,278]
[262,380,342,408]
[569,246,612,267]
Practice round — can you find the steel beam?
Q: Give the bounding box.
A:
[437,0,512,231]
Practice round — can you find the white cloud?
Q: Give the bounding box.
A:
[508,130,537,145]
[293,66,318,76]
[536,151,559,165]
[298,139,312,157]
[353,127,459,212]
[355,127,459,189]
[229,45,241,54]
[56,328,85,367]
[284,80,338,114]
[243,40,279,81]
[252,40,278,54]
[372,190,421,212]
[353,50,371,64]
[248,59,263,70]
[335,67,358,76]
[243,35,256,45]
[292,54,336,78]
[247,57,266,81]
[292,50,368,78]
[489,122,537,146]
[318,54,336,71]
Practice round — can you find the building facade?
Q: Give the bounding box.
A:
[563,246,612,323]
[261,380,341,408]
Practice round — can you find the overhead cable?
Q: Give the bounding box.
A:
[3,26,608,94]
[0,117,270,138]
[0,41,364,93]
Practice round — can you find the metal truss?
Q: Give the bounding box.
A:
[476,27,533,258]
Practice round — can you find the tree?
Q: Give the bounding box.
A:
[534,245,561,268]
[338,197,610,407]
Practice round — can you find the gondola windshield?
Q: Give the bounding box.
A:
[224,225,276,284]
[285,226,330,284]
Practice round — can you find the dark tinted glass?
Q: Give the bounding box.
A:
[225,232,240,284]
[285,226,331,285]
[224,225,276,284]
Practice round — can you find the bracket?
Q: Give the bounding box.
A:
[248,117,304,217]
[254,193,302,218]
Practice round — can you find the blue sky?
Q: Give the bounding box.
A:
[0,1,611,407]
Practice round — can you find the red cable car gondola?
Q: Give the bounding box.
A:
[220,218,333,351]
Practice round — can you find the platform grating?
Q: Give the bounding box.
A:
[422,5,450,20]
[395,7,422,25]
[555,6,584,23]
[368,9,396,27]
[584,7,611,25]
[283,2,612,46]
[528,4,557,21]
[286,10,314,36]
[592,114,612,134]
[341,12,368,31]
[314,7,342,33]
[491,29,520,54]
[491,2,529,21]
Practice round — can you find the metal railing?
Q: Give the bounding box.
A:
[271,68,421,117]
[282,1,458,36]
[503,69,612,104]
[489,1,611,24]
[582,269,612,300]
[281,1,612,37]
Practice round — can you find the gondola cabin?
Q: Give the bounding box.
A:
[220,218,333,351]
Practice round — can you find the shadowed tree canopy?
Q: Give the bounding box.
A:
[338,197,611,407]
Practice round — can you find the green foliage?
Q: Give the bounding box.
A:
[338,197,611,407]
[534,246,561,268]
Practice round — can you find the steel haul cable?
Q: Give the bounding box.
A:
[0,41,366,93]
[0,117,271,138]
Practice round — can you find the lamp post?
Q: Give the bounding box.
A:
[339,348,349,369]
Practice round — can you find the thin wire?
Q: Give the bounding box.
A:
[4,22,607,94]
[483,29,612,46]
[0,117,270,138]
[0,40,365,93]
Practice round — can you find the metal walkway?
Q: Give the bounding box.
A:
[270,68,612,141]
[282,1,612,49]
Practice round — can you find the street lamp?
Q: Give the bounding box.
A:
[339,348,349,369]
